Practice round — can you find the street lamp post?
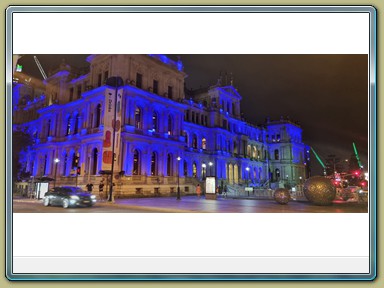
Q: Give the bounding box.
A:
[106,76,124,202]
[245,167,250,186]
[54,158,60,188]
[202,163,206,180]
[177,156,181,200]
[209,162,213,177]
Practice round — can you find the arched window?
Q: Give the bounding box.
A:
[133,149,140,175]
[183,161,188,176]
[167,115,173,135]
[247,145,251,158]
[274,149,279,160]
[234,141,238,154]
[92,148,98,175]
[66,116,71,136]
[192,162,197,178]
[252,146,257,158]
[275,168,280,181]
[152,112,158,131]
[167,154,173,176]
[151,152,157,176]
[192,135,197,149]
[95,104,102,128]
[135,107,142,129]
[202,138,207,150]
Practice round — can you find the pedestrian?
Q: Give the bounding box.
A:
[196,184,201,198]
[86,183,93,192]
[99,180,105,201]
[223,184,228,198]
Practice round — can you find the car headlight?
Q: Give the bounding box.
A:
[70,195,80,200]
[91,195,96,199]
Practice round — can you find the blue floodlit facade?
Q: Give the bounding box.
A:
[13,54,310,195]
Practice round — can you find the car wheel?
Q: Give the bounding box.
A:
[62,199,69,209]
[43,197,50,206]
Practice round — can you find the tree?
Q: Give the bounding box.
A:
[325,154,343,176]
[12,127,34,182]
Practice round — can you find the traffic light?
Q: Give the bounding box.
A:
[72,155,79,168]
[76,166,81,175]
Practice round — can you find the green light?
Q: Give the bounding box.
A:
[353,142,363,168]
[16,64,23,72]
[311,147,326,169]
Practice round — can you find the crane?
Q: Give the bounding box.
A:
[34,56,47,80]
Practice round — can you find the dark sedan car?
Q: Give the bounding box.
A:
[43,186,97,208]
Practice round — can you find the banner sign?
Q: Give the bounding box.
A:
[101,87,123,172]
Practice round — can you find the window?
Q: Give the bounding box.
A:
[136,73,142,89]
[92,148,98,175]
[76,85,82,99]
[69,88,74,101]
[104,71,109,84]
[223,119,227,129]
[152,112,158,131]
[192,135,197,149]
[183,131,188,145]
[184,161,188,176]
[253,146,257,158]
[192,162,197,178]
[247,145,251,158]
[232,103,236,115]
[135,107,142,129]
[74,114,80,134]
[47,120,51,137]
[274,149,279,160]
[151,152,157,176]
[202,138,207,150]
[191,111,195,123]
[167,115,173,135]
[95,104,102,128]
[133,150,140,175]
[66,116,71,136]
[153,80,158,94]
[277,134,281,142]
[167,154,173,176]
[201,114,204,125]
[97,73,102,87]
[227,102,230,113]
[275,168,280,181]
[168,86,173,99]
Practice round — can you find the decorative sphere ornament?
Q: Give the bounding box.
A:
[273,188,290,205]
[303,176,336,206]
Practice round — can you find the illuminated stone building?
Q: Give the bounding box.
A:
[13,54,309,196]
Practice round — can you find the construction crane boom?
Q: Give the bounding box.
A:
[33,56,47,80]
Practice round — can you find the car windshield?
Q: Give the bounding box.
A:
[55,187,85,194]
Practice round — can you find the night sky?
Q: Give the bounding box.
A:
[16,54,369,175]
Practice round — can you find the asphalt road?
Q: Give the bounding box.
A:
[12,196,369,213]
